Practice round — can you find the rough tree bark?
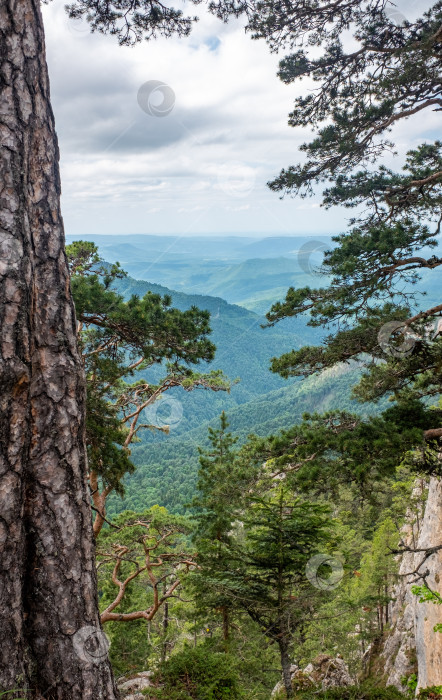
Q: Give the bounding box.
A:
[0,1,118,697]
[279,638,294,699]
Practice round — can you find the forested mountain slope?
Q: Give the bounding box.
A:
[107,361,368,514]
[107,270,371,516]
[111,273,322,411]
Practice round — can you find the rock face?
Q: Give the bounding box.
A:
[271,655,355,697]
[414,478,442,690]
[380,487,422,690]
[381,478,442,691]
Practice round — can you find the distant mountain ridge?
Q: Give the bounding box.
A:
[66,233,334,313]
[66,233,332,261]
[111,273,322,409]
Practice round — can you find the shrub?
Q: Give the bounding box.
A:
[145,645,243,699]
[417,688,442,699]
[293,685,406,699]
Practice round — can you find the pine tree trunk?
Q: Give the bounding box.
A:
[278,639,293,699]
[0,1,118,697]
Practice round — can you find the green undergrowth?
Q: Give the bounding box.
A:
[290,686,442,700]
[294,688,404,699]
[143,645,244,699]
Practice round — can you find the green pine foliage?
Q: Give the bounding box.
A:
[67,241,230,515]
[251,3,442,463]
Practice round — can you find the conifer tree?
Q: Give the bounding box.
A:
[191,413,251,646]
[242,1,442,449]
[208,0,442,452]
[68,242,229,535]
[198,486,335,698]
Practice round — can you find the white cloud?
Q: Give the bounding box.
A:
[42,1,436,237]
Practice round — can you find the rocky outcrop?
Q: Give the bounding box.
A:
[414,478,442,690]
[117,671,154,698]
[271,655,355,697]
[303,654,355,689]
[381,477,442,691]
[380,490,421,690]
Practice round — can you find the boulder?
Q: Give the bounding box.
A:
[303,654,355,689]
[118,670,154,697]
[271,654,354,697]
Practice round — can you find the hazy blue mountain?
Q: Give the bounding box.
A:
[66,233,334,313]
[105,273,368,516]
[240,235,330,258]
[66,233,332,262]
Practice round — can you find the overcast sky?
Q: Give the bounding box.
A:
[42,0,437,238]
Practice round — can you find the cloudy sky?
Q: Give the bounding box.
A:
[42,0,437,237]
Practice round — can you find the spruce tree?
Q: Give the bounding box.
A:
[198,485,336,698]
[191,413,250,647]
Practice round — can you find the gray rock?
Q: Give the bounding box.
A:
[118,670,154,696]
[271,654,354,697]
[414,477,442,690]
[380,478,442,691]
[303,654,354,689]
